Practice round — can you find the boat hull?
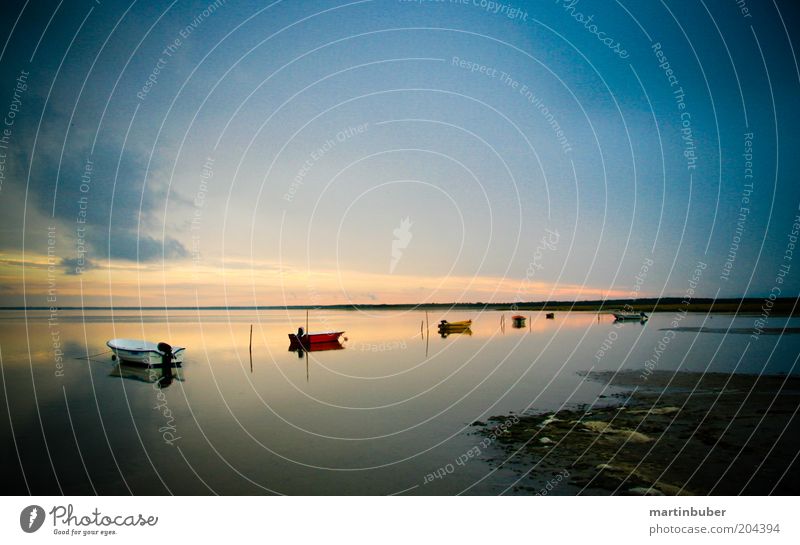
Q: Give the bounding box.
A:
[106,339,185,366]
[511,315,526,327]
[438,320,472,329]
[288,332,344,347]
[613,313,648,322]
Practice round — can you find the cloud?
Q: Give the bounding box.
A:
[1,110,189,263]
[60,257,92,275]
[107,231,188,262]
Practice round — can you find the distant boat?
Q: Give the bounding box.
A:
[106,339,185,366]
[511,315,526,327]
[438,319,472,329]
[546,312,555,319]
[438,319,472,338]
[613,312,648,322]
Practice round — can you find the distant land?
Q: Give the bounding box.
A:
[3,297,799,315]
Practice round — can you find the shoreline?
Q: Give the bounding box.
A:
[2,297,798,315]
[477,370,800,495]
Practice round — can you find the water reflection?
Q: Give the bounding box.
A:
[109,362,184,388]
[3,309,799,495]
[288,341,345,356]
[438,327,473,338]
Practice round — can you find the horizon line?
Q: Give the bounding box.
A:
[2,296,798,311]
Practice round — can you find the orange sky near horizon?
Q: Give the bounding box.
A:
[0,250,632,307]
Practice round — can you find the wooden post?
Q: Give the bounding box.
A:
[249,324,253,373]
[306,309,309,336]
[424,312,430,357]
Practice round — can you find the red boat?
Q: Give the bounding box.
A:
[288,328,344,348]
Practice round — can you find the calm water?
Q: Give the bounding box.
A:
[2,309,798,495]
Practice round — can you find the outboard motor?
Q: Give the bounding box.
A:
[297,327,305,338]
[157,342,174,385]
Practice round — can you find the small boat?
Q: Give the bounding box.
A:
[438,319,472,329]
[545,312,555,319]
[106,339,185,366]
[613,311,648,322]
[511,315,526,328]
[438,319,473,338]
[288,327,344,348]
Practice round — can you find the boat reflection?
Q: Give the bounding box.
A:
[289,340,345,383]
[439,327,473,338]
[109,362,184,388]
[288,340,345,357]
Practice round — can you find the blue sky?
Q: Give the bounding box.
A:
[0,0,799,306]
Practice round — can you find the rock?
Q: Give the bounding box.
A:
[471,420,486,426]
[627,486,664,496]
[539,415,561,427]
[629,406,680,416]
[581,421,652,442]
[616,429,653,443]
[539,437,555,445]
[582,421,612,433]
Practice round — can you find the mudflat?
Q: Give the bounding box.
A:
[478,370,800,495]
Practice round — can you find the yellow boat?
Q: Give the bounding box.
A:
[438,319,472,329]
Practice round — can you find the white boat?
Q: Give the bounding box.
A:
[106,339,185,366]
[613,312,648,322]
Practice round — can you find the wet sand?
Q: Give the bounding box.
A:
[477,370,800,495]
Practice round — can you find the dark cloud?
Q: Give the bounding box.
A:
[107,231,188,262]
[0,30,190,264]
[7,117,189,263]
[60,257,93,275]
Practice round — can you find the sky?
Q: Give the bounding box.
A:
[0,0,799,307]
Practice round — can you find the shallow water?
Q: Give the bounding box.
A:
[2,309,798,495]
